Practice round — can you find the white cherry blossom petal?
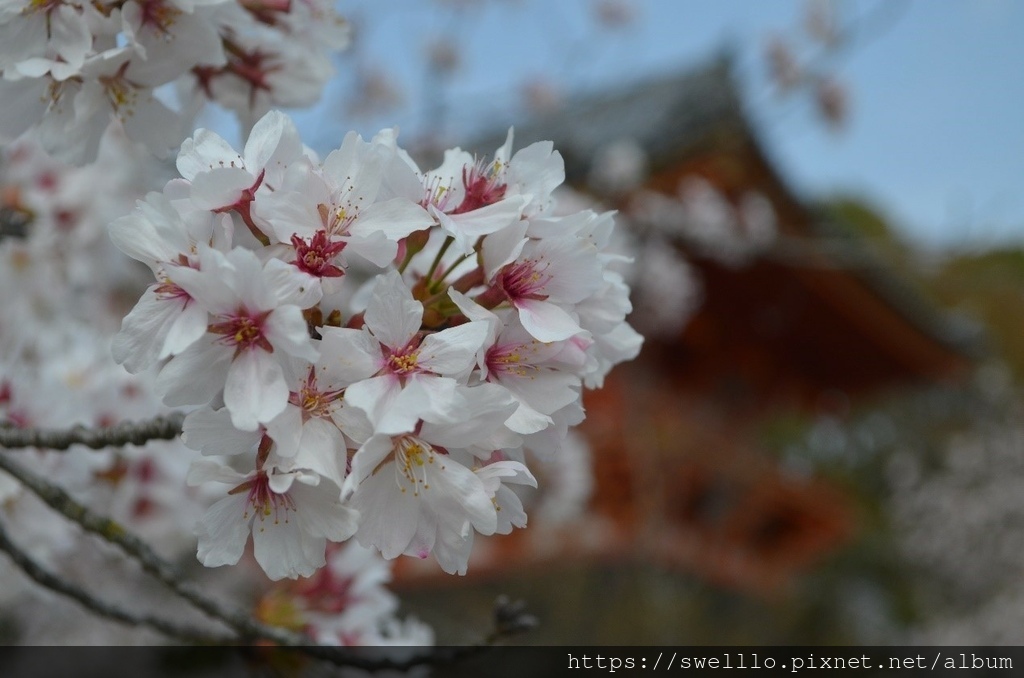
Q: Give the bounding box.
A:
[417,322,489,377]
[224,350,289,431]
[196,493,251,568]
[253,512,322,581]
[157,339,232,406]
[363,272,422,349]
[183,408,262,456]
[515,298,586,343]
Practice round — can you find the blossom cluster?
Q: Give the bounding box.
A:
[111,110,641,580]
[0,135,430,646]
[0,0,349,164]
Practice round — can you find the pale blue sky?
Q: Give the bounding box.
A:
[284,0,1024,251]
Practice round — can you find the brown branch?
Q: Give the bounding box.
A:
[0,517,234,644]
[0,412,186,451]
[0,451,536,668]
[298,595,538,670]
[0,452,303,646]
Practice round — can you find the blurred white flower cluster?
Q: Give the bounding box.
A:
[111,111,642,580]
[0,135,206,642]
[888,392,1024,644]
[260,541,434,646]
[631,177,777,267]
[0,0,349,164]
[0,133,165,446]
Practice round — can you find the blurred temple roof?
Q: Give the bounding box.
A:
[465,52,739,173]
[469,54,747,184]
[396,55,982,609]
[466,53,982,379]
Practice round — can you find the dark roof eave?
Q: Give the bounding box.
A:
[465,53,749,185]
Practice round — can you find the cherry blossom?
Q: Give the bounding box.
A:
[341,387,521,574]
[0,0,350,164]
[189,454,357,581]
[336,271,490,435]
[93,107,639,583]
[108,190,234,372]
[255,130,433,270]
[450,290,581,435]
[480,221,604,342]
[272,542,433,646]
[155,245,320,430]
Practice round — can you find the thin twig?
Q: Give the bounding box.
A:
[298,595,538,670]
[0,517,234,644]
[0,452,302,646]
[0,452,536,669]
[0,412,186,451]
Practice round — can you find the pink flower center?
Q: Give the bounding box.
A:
[291,231,345,278]
[486,342,536,378]
[420,175,455,212]
[316,201,358,237]
[234,471,295,527]
[394,436,444,496]
[293,561,358,614]
[153,278,190,302]
[226,48,281,100]
[137,0,183,34]
[381,339,423,378]
[98,62,141,117]
[387,351,419,374]
[301,390,325,414]
[209,308,273,357]
[288,367,342,422]
[497,258,550,302]
[25,0,60,16]
[453,159,507,214]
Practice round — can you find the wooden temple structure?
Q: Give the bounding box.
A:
[392,56,979,631]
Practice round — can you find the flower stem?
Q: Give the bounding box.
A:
[424,235,454,285]
[430,251,474,292]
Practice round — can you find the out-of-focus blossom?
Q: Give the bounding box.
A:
[805,0,841,47]
[260,541,434,646]
[765,35,802,93]
[0,0,350,163]
[815,77,849,129]
[521,77,565,116]
[425,40,460,75]
[347,66,404,119]
[629,177,777,267]
[628,233,701,339]
[588,138,648,198]
[592,0,638,29]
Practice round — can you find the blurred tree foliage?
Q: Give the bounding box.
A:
[818,195,912,263]
[750,196,1024,642]
[921,248,1024,379]
[819,194,1024,378]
